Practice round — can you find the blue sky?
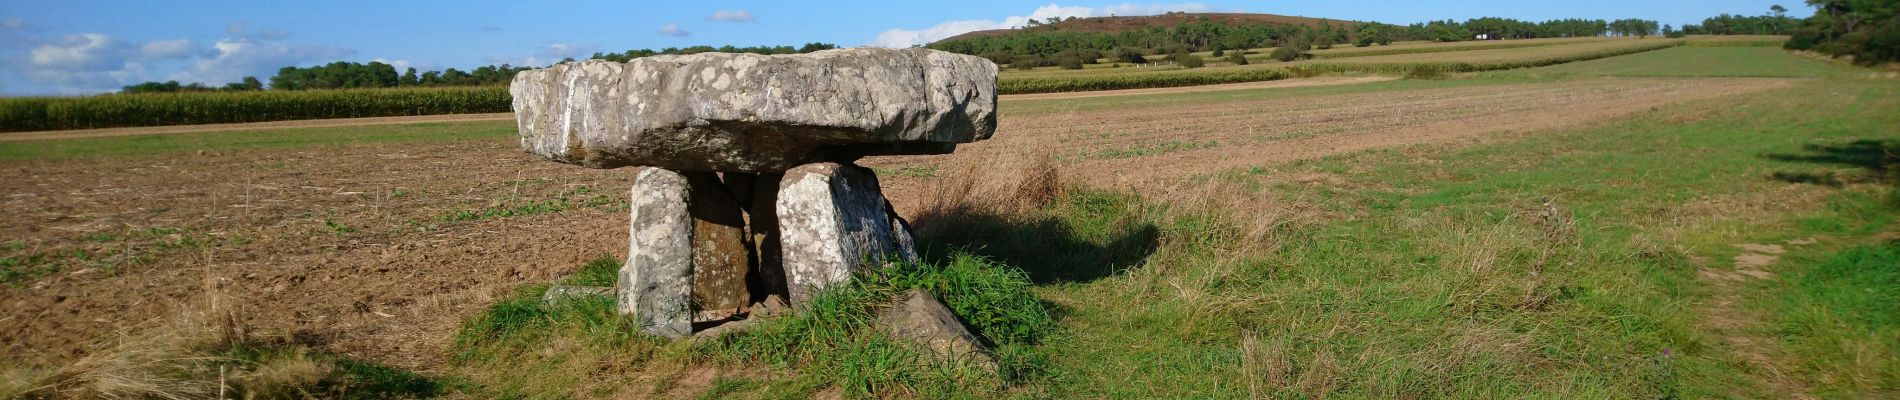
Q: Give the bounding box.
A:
[0,1,1807,96]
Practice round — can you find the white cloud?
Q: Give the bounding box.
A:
[871,2,1212,48]
[656,23,690,37]
[709,10,756,22]
[169,38,352,85]
[478,25,502,33]
[140,39,194,59]
[30,33,124,70]
[491,42,600,68]
[16,33,149,93]
[3,23,355,94]
[1,18,23,30]
[543,42,594,59]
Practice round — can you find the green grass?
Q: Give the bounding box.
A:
[1771,241,1900,395]
[0,120,516,161]
[1500,46,1838,78]
[1088,139,1221,159]
[447,253,1054,398]
[941,66,1897,397]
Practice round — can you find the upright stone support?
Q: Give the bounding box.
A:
[685,172,753,321]
[776,163,920,304]
[620,168,694,337]
[747,172,789,300]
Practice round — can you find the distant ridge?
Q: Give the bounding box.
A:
[933,12,1364,44]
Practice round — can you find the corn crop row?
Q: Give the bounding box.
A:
[0,86,511,132]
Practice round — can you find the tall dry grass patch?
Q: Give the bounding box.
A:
[917,146,1066,232]
[5,305,241,399]
[0,282,412,399]
[1149,176,1333,252]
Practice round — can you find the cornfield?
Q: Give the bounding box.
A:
[0,86,510,132]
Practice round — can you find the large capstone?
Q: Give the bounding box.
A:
[776,163,919,304]
[620,168,695,338]
[509,48,998,173]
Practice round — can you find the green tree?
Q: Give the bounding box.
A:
[1058,56,1084,70]
[1113,47,1148,64]
[1175,53,1204,68]
[1269,37,1311,62]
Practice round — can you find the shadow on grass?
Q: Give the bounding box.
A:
[911,191,1161,285]
[1766,139,1900,188]
[222,339,449,399]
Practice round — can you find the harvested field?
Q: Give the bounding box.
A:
[1303,37,1676,66]
[1505,46,1837,78]
[0,75,1792,372]
[1305,36,1611,58]
[872,77,1791,197]
[1001,37,1670,79]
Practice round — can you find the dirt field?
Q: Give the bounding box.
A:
[0,76,1791,371]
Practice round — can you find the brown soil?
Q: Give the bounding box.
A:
[0,77,1791,375]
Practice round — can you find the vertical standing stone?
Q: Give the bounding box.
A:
[621,168,694,338]
[748,172,789,300]
[685,172,753,320]
[776,163,919,304]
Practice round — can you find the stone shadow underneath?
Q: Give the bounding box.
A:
[909,205,1161,286]
[1765,139,1899,189]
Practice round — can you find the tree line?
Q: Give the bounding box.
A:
[928,16,1662,67]
[121,42,840,93]
[1682,5,1800,35]
[121,77,264,94]
[1785,1,1897,64]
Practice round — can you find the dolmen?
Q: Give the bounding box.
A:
[510,48,998,337]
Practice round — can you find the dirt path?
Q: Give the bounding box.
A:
[1694,241,1814,399]
[0,76,1395,143]
[0,76,1794,374]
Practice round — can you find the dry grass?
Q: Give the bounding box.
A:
[917,146,1067,230]
[3,306,238,399]
[0,284,412,399]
